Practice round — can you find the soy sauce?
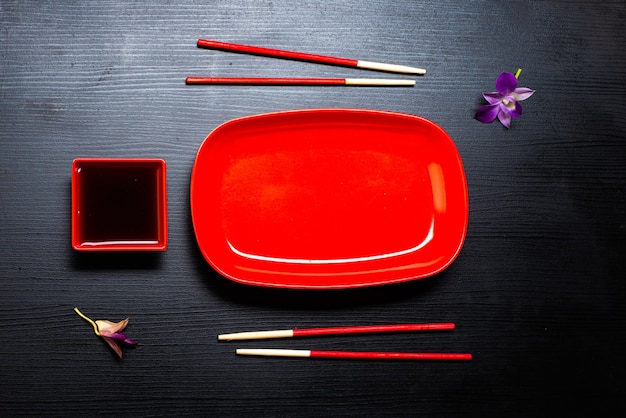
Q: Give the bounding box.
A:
[78,165,159,244]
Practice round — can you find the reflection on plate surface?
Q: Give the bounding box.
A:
[191,109,467,289]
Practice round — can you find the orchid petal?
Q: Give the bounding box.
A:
[496,72,518,95]
[501,100,522,118]
[475,104,500,123]
[108,332,138,346]
[101,336,124,359]
[511,101,523,118]
[482,92,503,105]
[124,337,137,346]
[513,87,535,101]
[497,110,512,128]
[96,318,129,335]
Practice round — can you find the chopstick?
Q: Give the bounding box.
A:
[197,39,426,75]
[185,77,415,86]
[218,323,455,341]
[224,324,471,361]
[236,349,472,361]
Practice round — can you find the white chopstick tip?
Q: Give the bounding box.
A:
[345,78,415,87]
[218,329,294,341]
[357,60,426,75]
[236,348,311,358]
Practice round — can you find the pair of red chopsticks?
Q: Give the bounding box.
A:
[186,39,425,87]
[219,323,472,361]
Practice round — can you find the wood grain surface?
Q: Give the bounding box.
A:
[1,0,625,416]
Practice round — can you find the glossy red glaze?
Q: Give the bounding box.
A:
[72,158,167,251]
[191,109,467,289]
[185,77,346,85]
[197,39,358,67]
[309,351,472,361]
[292,323,456,337]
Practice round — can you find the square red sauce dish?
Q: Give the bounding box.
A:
[72,158,168,251]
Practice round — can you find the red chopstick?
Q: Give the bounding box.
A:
[218,323,455,341]
[236,349,472,361]
[197,39,426,75]
[185,76,415,86]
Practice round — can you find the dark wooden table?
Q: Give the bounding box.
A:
[2,1,625,416]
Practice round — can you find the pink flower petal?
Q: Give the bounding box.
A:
[108,332,138,346]
[513,87,535,101]
[96,318,129,335]
[482,92,503,105]
[497,110,512,128]
[101,336,123,359]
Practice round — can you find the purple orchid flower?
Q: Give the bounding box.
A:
[75,307,137,359]
[475,70,534,128]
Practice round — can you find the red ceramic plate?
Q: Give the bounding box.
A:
[191,109,467,289]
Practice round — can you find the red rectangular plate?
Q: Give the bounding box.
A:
[191,109,467,289]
